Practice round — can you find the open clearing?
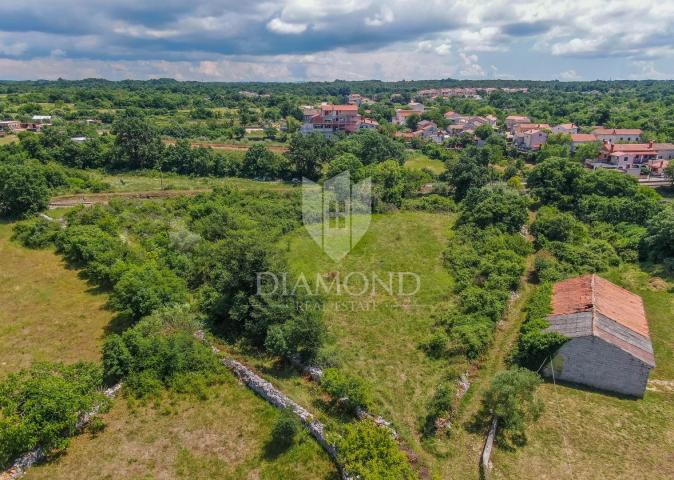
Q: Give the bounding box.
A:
[404,152,446,175]
[0,221,113,373]
[24,380,337,480]
[272,211,461,476]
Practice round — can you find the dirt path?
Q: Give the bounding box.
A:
[48,189,211,208]
[162,140,288,153]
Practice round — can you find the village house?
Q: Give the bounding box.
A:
[596,140,659,172]
[543,274,655,397]
[359,118,379,130]
[0,120,21,131]
[300,104,362,138]
[653,143,674,161]
[31,115,52,124]
[513,128,548,151]
[592,128,642,143]
[407,102,425,113]
[392,109,418,126]
[505,114,531,131]
[570,133,599,152]
[552,123,579,135]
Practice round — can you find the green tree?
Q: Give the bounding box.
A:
[321,368,373,412]
[642,206,674,262]
[527,157,585,209]
[286,133,335,180]
[480,368,544,446]
[241,144,283,179]
[112,111,163,169]
[460,184,529,233]
[0,162,49,218]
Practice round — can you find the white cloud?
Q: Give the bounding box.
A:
[266,18,307,34]
[558,69,581,80]
[365,7,394,27]
[459,52,485,77]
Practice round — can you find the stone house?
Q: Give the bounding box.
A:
[543,274,655,397]
[591,128,642,143]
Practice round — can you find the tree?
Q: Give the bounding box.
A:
[110,262,188,320]
[480,368,544,446]
[325,153,364,181]
[527,157,585,209]
[405,113,420,131]
[241,144,283,179]
[333,420,416,480]
[336,130,404,165]
[460,184,529,233]
[530,206,587,247]
[0,162,49,218]
[573,141,601,163]
[642,206,674,262]
[474,124,493,140]
[285,133,335,180]
[112,111,163,169]
[321,368,373,412]
[445,146,497,200]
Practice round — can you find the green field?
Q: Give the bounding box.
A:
[25,380,337,480]
[0,134,17,145]
[0,221,113,372]
[267,211,460,476]
[404,152,446,175]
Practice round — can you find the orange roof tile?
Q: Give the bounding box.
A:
[592,128,642,135]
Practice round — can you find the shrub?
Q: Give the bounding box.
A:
[271,408,301,447]
[0,162,50,218]
[321,368,373,413]
[420,329,449,358]
[333,420,416,480]
[110,262,188,320]
[12,217,62,248]
[480,368,544,446]
[460,183,529,234]
[402,194,456,213]
[0,362,107,469]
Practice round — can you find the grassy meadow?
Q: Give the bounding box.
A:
[0,221,113,373]
[404,152,446,175]
[25,379,337,480]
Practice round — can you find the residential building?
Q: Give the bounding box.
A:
[359,118,379,130]
[597,140,657,170]
[542,274,655,397]
[31,115,52,124]
[407,102,425,113]
[570,133,599,152]
[552,123,579,134]
[393,109,418,126]
[505,115,531,131]
[301,104,361,138]
[513,128,548,151]
[653,143,674,161]
[0,120,20,131]
[591,128,642,143]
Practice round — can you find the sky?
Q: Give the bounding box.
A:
[0,0,673,82]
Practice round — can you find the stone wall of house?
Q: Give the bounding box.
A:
[543,336,651,397]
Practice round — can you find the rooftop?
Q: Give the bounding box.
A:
[592,128,643,135]
[549,274,654,366]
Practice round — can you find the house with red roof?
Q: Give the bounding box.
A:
[570,133,599,152]
[301,104,362,137]
[592,128,642,143]
[505,114,531,132]
[551,123,579,135]
[597,140,659,171]
[543,274,655,397]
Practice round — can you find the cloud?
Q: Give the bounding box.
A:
[266,18,307,34]
[0,1,672,80]
[558,69,581,81]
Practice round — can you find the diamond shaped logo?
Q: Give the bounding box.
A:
[302,171,371,262]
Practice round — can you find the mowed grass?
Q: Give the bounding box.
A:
[281,211,459,474]
[0,221,113,373]
[404,152,446,175]
[490,265,674,480]
[25,379,337,480]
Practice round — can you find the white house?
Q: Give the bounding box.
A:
[552,123,579,135]
[592,128,642,143]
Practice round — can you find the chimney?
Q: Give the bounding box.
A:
[648,140,653,149]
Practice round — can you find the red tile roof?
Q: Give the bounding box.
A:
[550,274,654,366]
[570,133,597,142]
[592,128,642,135]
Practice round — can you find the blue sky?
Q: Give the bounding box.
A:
[0,0,672,81]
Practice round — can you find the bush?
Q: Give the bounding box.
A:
[321,368,373,413]
[0,362,108,469]
[460,183,528,234]
[110,262,188,320]
[271,408,301,447]
[402,194,456,213]
[0,162,50,218]
[420,329,449,358]
[480,368,544,446]
[12,217,62,248]
[333,420,416,480]
[102,307,222,398]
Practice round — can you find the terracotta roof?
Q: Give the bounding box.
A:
[555,123,577,129]
[592,128,642,135]
[653,143,674,150]
[322,104,358,112]
[506,115,530,120]
[516,123,551,131]
[549,274,654,366]
[570,133,597,142]
[396,109,417,117]
[602,142,656,155]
